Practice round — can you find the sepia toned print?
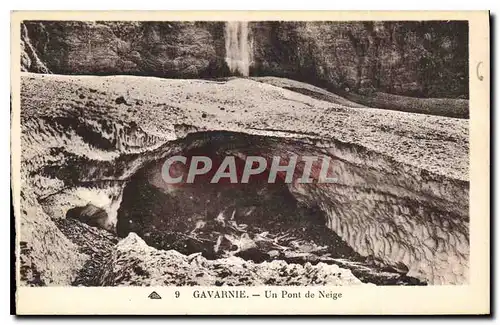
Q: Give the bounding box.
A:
[12,11,490,315]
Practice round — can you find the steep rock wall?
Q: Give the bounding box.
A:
[21,21,468,98]
[21,21,228,78]
[250,21,468,98]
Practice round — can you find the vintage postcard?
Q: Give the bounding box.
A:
[11,11,490,315]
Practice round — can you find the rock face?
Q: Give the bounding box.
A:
[21,21,468,99]
[19,73,469,286]
[20,24,50,74]
[251,21,468,99]
[21,21,228,78]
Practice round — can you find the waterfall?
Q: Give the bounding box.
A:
[224,21,251,76]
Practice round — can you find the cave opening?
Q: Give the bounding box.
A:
[116,132,358,262]
[113,131,426,285]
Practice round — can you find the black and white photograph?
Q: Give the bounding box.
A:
[11,11,490,315]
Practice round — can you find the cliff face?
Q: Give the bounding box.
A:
[21,21,229,78]
[251,21,468,99]
[21,21,468,99]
